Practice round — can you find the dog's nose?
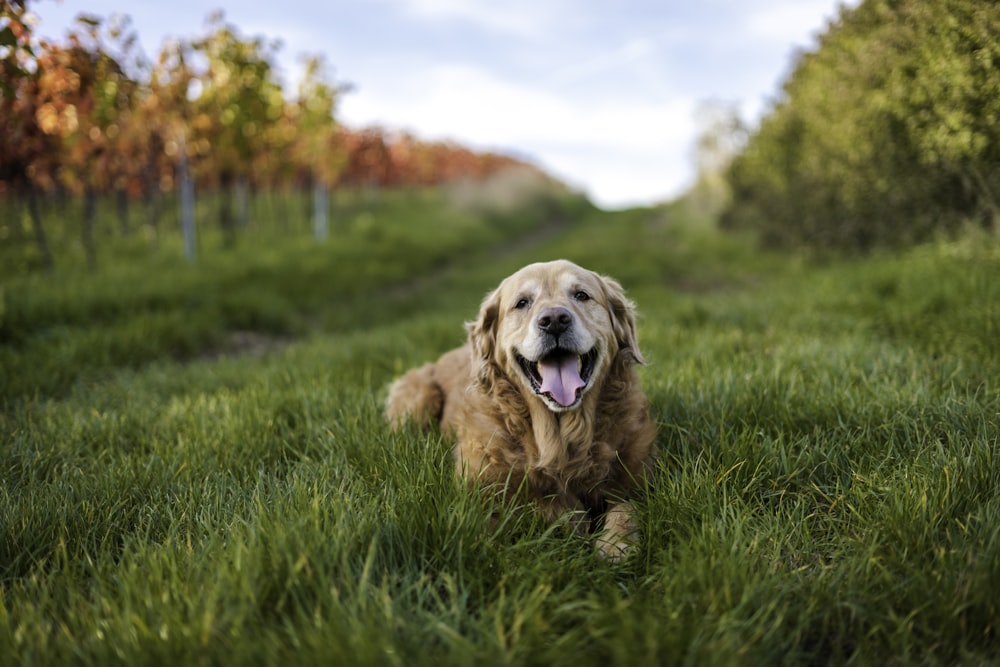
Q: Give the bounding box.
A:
[538,307,572,336]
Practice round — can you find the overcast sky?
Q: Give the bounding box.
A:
[33,0,856,209]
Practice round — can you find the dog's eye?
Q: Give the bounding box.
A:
[574,291,591,302]
[514,298,530,310]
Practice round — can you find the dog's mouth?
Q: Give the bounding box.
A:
[516,347,599,410]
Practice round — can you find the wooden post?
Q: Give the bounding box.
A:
[179,146,196,263]
[313,181,329,241]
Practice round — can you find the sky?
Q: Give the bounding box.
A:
[31,0,856,209]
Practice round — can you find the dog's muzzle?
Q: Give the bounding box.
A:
[516,347,598,409]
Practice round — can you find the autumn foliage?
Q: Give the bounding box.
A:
[1,7,530,194]
[0,5,538,267]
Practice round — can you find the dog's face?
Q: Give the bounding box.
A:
[469,260,643,412]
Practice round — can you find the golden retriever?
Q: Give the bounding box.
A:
[385,259,657,559]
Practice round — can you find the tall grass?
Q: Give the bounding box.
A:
[2,192,998,665]
[0,183,590,400]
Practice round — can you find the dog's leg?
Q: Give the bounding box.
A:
[594,501,639,562]
[385,363,444,430]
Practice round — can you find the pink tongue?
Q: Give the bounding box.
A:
[538,356,584,407]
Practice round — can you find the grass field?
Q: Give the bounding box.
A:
[2,189,999,665]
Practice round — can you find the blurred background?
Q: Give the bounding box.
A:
[4,0,997,277]
[19,0,859,210]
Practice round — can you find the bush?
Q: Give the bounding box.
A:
[722,0,1000,251]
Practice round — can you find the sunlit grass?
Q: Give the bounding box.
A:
[2,193,999,664]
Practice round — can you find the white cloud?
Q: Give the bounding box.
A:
[545,37,660,87]
[340,63,695,207]
[389,0,569,37]
[345,63,692,148]
[746,0,845,42]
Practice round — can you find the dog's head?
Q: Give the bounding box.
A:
[468,260,643,412]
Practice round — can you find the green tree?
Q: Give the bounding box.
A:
[48,14,142,269]
[886,0,1000,230]
[188,11,283,244]
[147,36,199,260]
[687,100,746,221]
[0,0,54,270]
[722,0,1000,250]
[289,54,347,239]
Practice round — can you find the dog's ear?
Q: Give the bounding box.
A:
[466,286,502,378]
[601,275,645,365]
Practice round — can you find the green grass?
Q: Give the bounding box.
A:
[0,185,590,400]
[2,191,999,665]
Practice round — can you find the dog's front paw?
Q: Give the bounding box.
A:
[594,502,639,562]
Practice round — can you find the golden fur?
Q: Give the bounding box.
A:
[385,259,657,559]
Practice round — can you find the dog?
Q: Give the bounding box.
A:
[385,259,657,559]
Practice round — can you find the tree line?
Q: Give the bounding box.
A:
[0,3,535,269]
[720,0,1000,250]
